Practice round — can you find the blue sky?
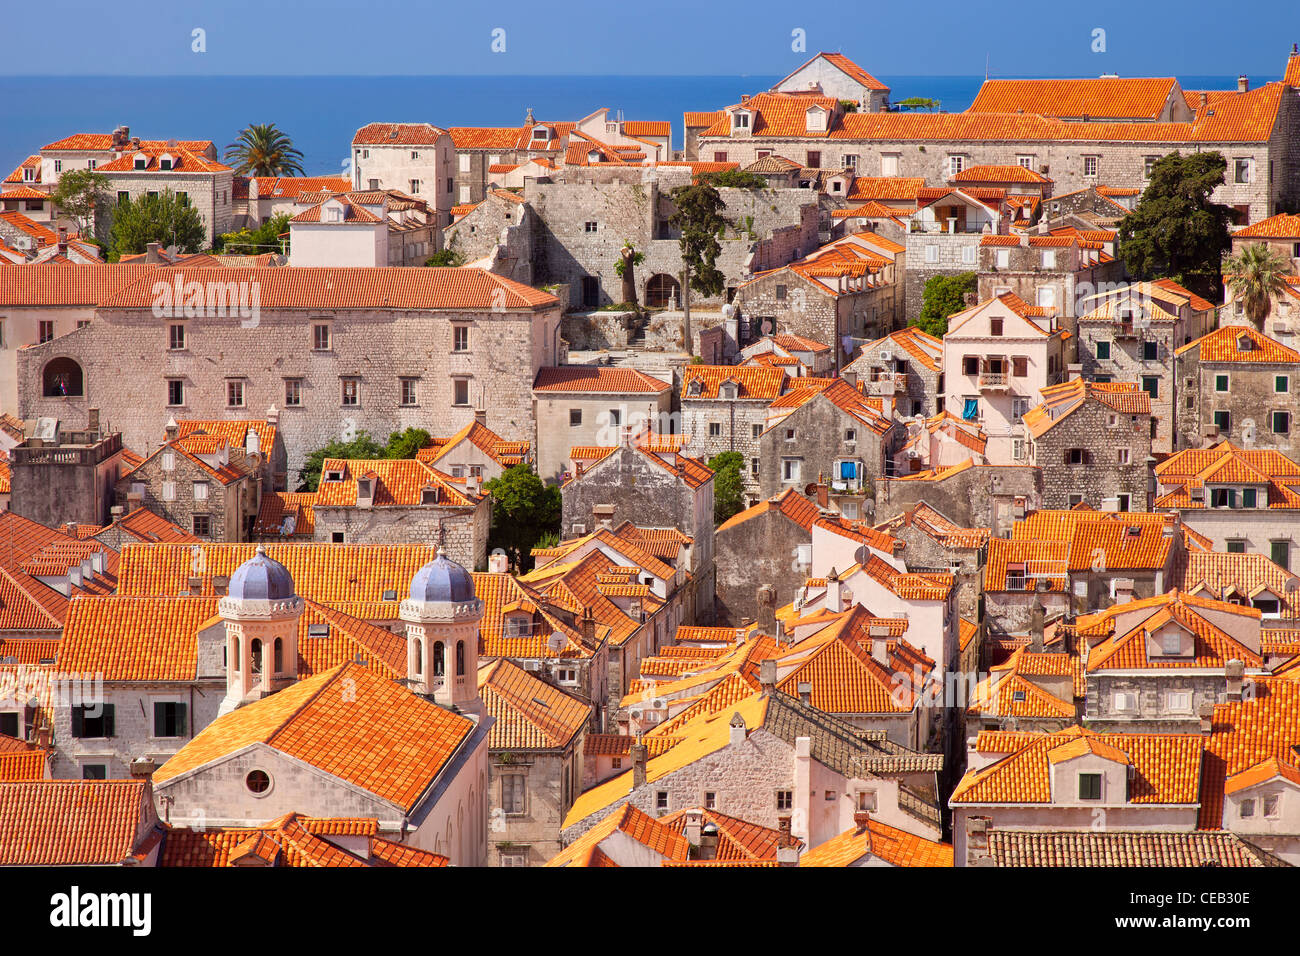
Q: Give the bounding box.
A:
[6,0,1299,77]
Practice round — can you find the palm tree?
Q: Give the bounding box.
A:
[1225,242,1292,331]
[224,124,306,177]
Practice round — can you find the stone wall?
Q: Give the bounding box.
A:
[680,397,771,499]
[100,169,234,246]
[757,395,896,501]
[1175,351,1300,456]
[115,452,245,541]
[1075,320,1181,453]
[310,497,490,570]
[876,465,1043,535]
[1030,396,1153,510]
[714,508,812,625]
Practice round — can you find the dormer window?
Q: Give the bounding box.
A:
[719,382,738,400]
[357,478,373,499]
[421,486,439,505]
[1237,334,1253,352]
[324,470,343,483]
[22,167,34,182]
[805,107,827,133]
[326,204,343,223]
[1160,632,1180,656]
[159,154,174,171]
[732,111,751,130]
[1078,773,1102,800]
[133,154,148,170]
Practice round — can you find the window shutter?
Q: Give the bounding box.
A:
[176,703,188,737]
[103,705,115,738]
[1083,450,1092,465]
[71,707,83,737]
[153,701,164,736]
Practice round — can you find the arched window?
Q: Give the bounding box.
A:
[42,357,84,397]
[433,641,445,677]
[456,640,465,676]
[273,638,283,674]
[250,638,262,674]
[413,637,423,676]
[645,274,681,309]
[232,636,240,673]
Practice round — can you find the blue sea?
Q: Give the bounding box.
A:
[0,74,1275,181]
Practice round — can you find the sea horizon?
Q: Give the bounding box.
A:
[0,72,1280,181]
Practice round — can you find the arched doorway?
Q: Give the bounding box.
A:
[644,273,680,309]
[42,357,83,397]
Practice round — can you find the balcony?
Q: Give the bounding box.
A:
[978,371,1009,391]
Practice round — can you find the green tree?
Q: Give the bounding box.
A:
[707,451,745,525]
[912,271,976,337]
[108,190,206,260]
[698,169,768,189]
[482,464,562,572]
[295,426,431,491]
[216,212,289,255]
[893,97,941,112]
[669,182,726,299]
[614,241,645,304]
[1118,151,1233,300]
[1225,242,1292,331]
[49,169,109,236]
[224,123,305,177]
[425,249,464,267]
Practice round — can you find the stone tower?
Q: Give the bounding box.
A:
[218,544,304,715]
[400,548,485,713]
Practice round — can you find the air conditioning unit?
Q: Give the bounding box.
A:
[651,698,667,709]
[629,707,644,720]
[879,349,893,362]
[571,522,587,535]
[522,660,542,672]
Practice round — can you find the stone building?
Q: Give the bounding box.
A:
[941,292,1068,464]
[874,501,989,623]
[415,416,530,484]
[680,364,789,501]
[477,658,591,866]
[876,460,1042,534]
[1075,278,1216,453]
[977,230,1125,334]
[903,187,1010,314]
[844,325,943,419]
[771,52,893,112]
[1078,591,1266,733]
[739,333,834,377]
[532,366,673,484]
[558,438,714,619]
[231,175,353,229]
[690,54,1300,226]
[757,379,898,521]
[714,488,822,626]
[443,189,534,282]
[561,689,943,852]
[1174,325,1300,456]
[1022,378,1153,511]
[349,123,455,229]
[734,231,904,364]
[97,143,234,247]
[7,421,128,529]
[310,457,490,569]
[115,429,259,542]
[15,265,562,476]
[1153,442,1300,569]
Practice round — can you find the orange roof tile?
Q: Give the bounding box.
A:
[801,818,953,867]
[478,658,591,750]
[154,662,473,811]
[717,487,821,533]
[534,366,671,394]
[1234,212,1300,239]
[0,780,152,864]
[314,458,477,508]
[968,77,1179,119]
[1176,324,1300,364]
[1200,682,1300,828]
[682,364,788,400]
[352,123,447,146]
[547,803,691,866]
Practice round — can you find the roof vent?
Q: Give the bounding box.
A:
[307,623,330,638]
[382,588,398,601]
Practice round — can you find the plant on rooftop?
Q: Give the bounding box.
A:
[483,464,562,573]
[216,212,289,255]
[913,271,976,337]
[1225,242,1291,332]
[295,427,430,492]
[614,240,645,304]
[698,169,768,190]
[224,123,305,177]
[107,189,205,261]
[1118,151,1232,302]
[707,451,745,525]
[49,169,109,237]
[894,97,941,112]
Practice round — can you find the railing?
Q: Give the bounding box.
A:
[898,785,943,829]
[978,371,1008,388]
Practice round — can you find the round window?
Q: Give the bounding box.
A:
[245,770,271,794]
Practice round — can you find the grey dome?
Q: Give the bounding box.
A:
[409,548,476,604]
[228,544,296,601]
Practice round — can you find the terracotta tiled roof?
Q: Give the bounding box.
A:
[801,818,953,867]
[417,420,529,469]
[478,658,590,750]
[1177,551,1299,616]
[968,77,1179,119]
[1154,442,1300,510]
[0,749,46,782]
[684,111,726,128]
[534,366,671,394]
[1199,682,1300,829]
[952,726,1203,805]
[548,803,691,866]
[987,829,1281,867]
[1009,510,1177,573]
[1233,211,1300,239]
[660,807,791,861]
[314,458,477,508]
[254,492,317,538]
[1176,325,1300,364]
[352,123,447,146]
[3,155,42,184]
[0,780,152,864]
[1022,378,1149,437]
[95,266,556,311]
[98,506,199,545]
[951,164,1052,184]
[96,146,230,173]
[717,488,822,534]
[699,92,842,138]
[290,196,384,224]
[155,662,473,810]
[681,364,788,400]
[846,177,926,202]
[1084,593,1263,673]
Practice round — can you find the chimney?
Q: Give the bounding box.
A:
[488,551,509,573]
[265,405,279,426]
[797,681,812,706]
[1238,75,1249,93]
[165,416,179,441]
[870,628,889,665]
[145,241,162,263]
[756,585,776,636]
[110,505,125,518]
[57,226,67,253]
[630,737,648,788]
[880,393,894,420]
[64,521,78,537]
[842,369,857,388]
[68,564,83,589]
[759,658,777,695]
[825,567,843,612]
[1225,659,1245,702]
[129,756,156,784]
[776,815,799,867]
[965,815,992,867]
[681,809,703,846]
[728,711,748,746]
[126,490,144,511]
[581,606,596,646]
[89,550,105,575]
[698,822,719,860]
[1199,91,1208,111]
[36,725,52,749]
[1199,699,1215,735]
[815,479,829,510]
[1029,596,1045,652]
[474,407,487,427]
[853,808,871,833]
